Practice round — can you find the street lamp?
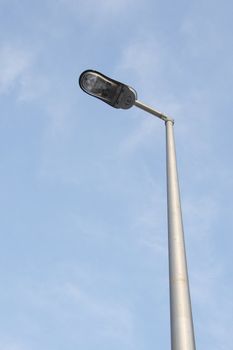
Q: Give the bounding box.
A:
[79,70,196,350]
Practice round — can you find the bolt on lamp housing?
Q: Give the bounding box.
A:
[79,70,137,109]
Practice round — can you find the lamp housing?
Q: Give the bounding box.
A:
[79,70,137,109]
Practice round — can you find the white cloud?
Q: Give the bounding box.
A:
[18,74,50,102]
[117,116,161,156]
[0,43,52,104]
[19,278,135,347]
[115,38,162,90]
[0,45,33,94]
[0,339,28,350]
[181,14,225,59]
[192,264,233,349]
[64,282,134,340]
[59,0,134,18]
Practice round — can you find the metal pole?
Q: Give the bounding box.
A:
[166,120,196,350]
[134,100,196,349]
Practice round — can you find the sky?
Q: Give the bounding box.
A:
[0,0,233,349]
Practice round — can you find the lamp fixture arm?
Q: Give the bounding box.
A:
[134,100,174,124]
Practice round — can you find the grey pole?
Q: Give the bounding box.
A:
[166,120,196,350]
[134,100,196,350]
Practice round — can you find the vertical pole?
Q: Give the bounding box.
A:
[165,120,196,350]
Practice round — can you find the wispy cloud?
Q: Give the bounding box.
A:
[64,281,134,341]
[17,73,50,103]
[0,338,28,350]
[0,45,33,94]
[18,277,135,348]
[192,263,233,349]
[115,38,163,92]
[59,0,135,18]
[0,43,50,103]
[117,117,161,156]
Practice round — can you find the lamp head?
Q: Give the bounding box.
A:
[79,70,137,109]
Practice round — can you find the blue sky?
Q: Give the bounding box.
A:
[0,0,233,349]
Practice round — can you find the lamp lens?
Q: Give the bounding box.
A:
[82,74,98,91]
[82,73,118,101]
